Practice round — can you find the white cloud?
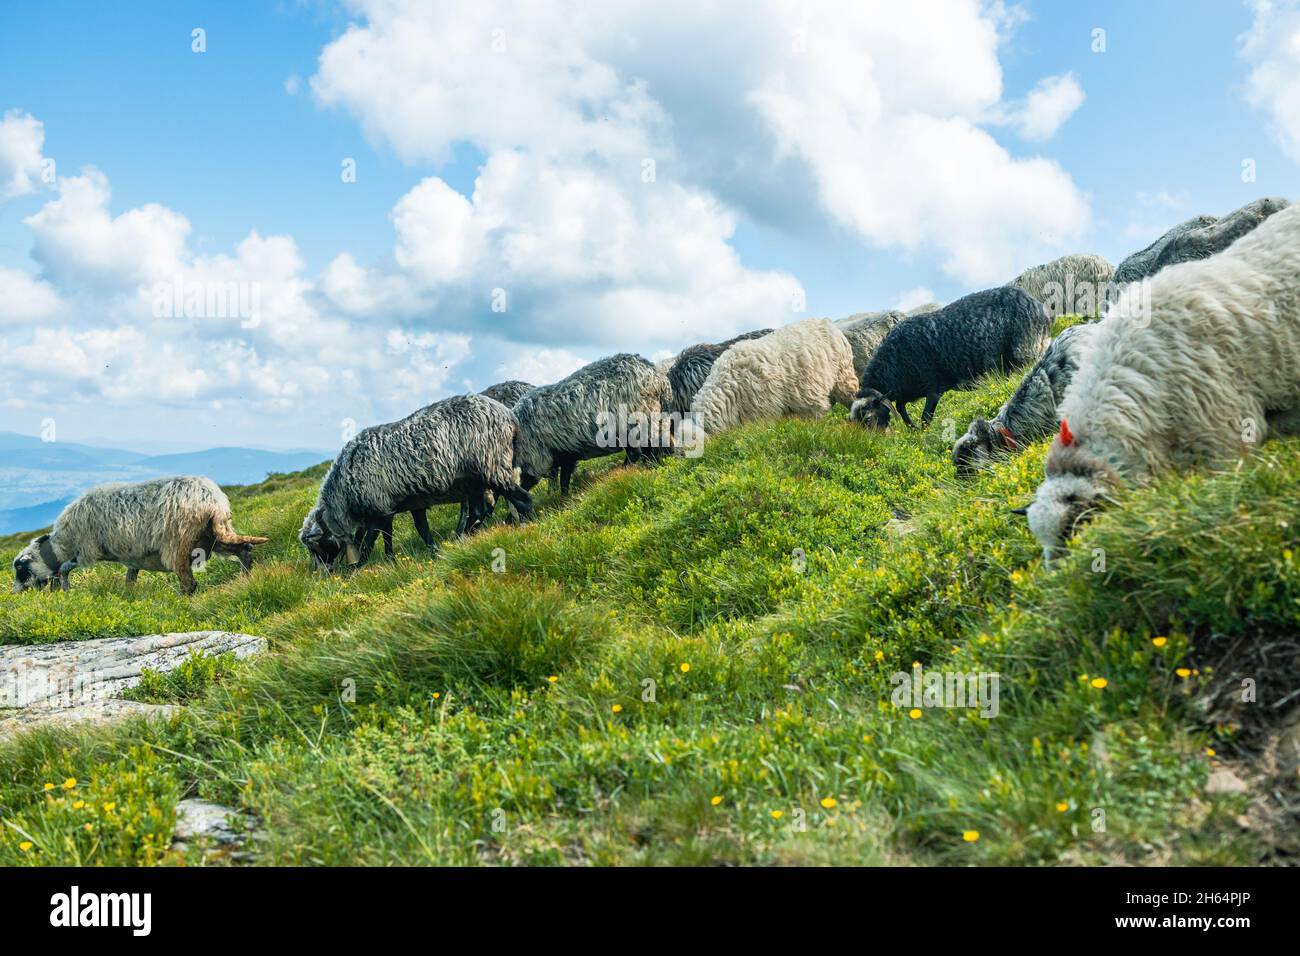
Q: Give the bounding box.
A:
[1240,0,1300,162]
[1,153,477,436]
[0,266,63,322]
[24,168,190,288]
[0,109,49,200]
[1007,73,1085,141]
[312,0,1090,288]
[492,345,589,386]
[894,287,936,311]
[323,150,804,348]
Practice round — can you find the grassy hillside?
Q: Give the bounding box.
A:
[2,325,1297,866]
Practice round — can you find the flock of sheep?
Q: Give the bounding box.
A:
[10,196,1299,595]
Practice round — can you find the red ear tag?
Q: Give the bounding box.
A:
[1059,419,1074,447]
[996,424,1017,450]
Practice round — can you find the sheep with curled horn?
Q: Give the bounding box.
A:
[11,476,268,595]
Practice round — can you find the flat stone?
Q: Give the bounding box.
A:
[0,630,263,737]
[173,798,247,846]
[0,699,179,736]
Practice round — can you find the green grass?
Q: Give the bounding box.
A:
[1,332,1296,866]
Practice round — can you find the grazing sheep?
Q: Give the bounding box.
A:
[479,379,533,407]
[512,353,673,494]
[10,476,268,595]
[689,319,859,437]
[1023,201,1300,561]
[1106,198,1290,303]
[839,311,906,378]
[952,322,1096,477]
[834,302,940,330]
[1008,253,1114,318]
[851,287,1051,429]
[663,329,774,415]
[300,394,534,570]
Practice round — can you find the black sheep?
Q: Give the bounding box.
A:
[850,287,1049,428]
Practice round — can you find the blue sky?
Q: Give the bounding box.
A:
[1,0,1297,450]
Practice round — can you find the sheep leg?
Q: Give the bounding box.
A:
[356,527,379,565]
[921,393,941,427]
[499,486,536,523]
[411,509,436,549]
[458,487,490,537]
[57,559,78,592]
[558,455,578,495]
[381,516,395,559]
[173,559,197,596]
[894,401,917,429]
[124,567,139,587]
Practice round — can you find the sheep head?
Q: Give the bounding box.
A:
[299,507,359,572]
[11,535,57,593]
[953,418,1016,478]
[1019,421,1116,564]
[850,388,892,428]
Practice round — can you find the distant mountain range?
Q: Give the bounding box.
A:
[0,432,331,535]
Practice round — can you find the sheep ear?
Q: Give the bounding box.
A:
[1010,506,1029,517]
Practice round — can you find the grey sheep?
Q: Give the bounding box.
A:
[479,379,534,407]
[1007,253,1114,318]
[299,393,534,570]
[839,311,906,378]
[952,322,1095,477]
[834,302,940,330]
[851,287,1051,429]
[663,329,773,415]
[1106,197,1290,303]
[513,353,673,494]
[11,476,268,595]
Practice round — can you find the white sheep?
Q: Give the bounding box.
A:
[1023,201,1300,560]
[689,318,859,437]
[11,476,268,595]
